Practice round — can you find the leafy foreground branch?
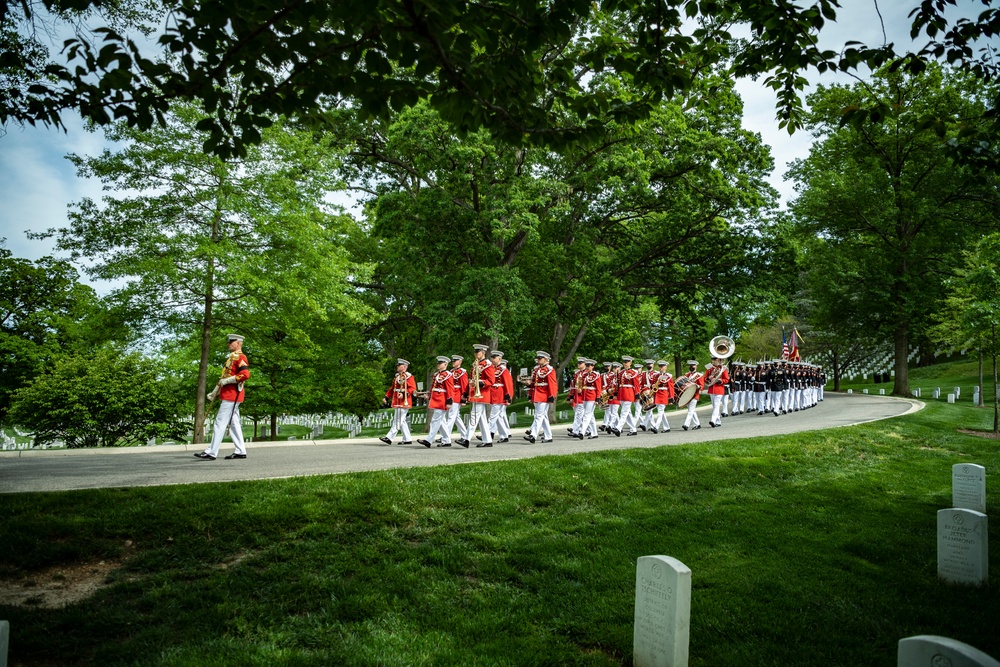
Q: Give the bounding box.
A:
[1,402,998,665]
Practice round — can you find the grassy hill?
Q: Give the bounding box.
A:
[1,361,997,665]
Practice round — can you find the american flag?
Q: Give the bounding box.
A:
[781,328,789,360]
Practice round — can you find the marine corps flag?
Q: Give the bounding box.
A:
[790,329,803,362]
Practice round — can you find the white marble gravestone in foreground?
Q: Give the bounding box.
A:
[937,508,988,586]
[898,635,1000,667]
[634,555,691,667]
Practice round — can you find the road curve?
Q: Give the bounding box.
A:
[0,393,921,494]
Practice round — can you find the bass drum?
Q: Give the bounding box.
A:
[674,376,700,408]
[638,389,655,412]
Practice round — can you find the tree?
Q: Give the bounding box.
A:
[4,0,998,156]
[931,233,1000,432]
[0,243,128,423]
[342,75,778,374]
[787,65,1000,396]
[8,349,188,447]
[41,103,370,442]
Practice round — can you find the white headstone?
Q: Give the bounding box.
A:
[898,635,1000,667]
[880,388,885,395]
[952,464,986,514]
[948,394,956,404]
[509,413,517,426]
[863,389,869,394]
[0,619,7,667]
[634,555,691,667]
[847,389,853,394]
[955,386,961,398]
[934,388,941,399]
[937,508,988,586]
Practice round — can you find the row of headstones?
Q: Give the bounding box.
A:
[635,464,992,667]
[634,553,997,667]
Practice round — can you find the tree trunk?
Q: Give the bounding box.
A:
[193,206,221,444]
[892,323,909,396]
[832,350,841,392]
[978,348,984,407]
[193,256,215,444]
[993,350,998,434]
[271,413,278,441]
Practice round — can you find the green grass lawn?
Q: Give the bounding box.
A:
[2,383,998,665]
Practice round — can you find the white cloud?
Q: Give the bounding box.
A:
[0,115,109,262]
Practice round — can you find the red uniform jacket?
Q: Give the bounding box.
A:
[706,366,730,396]
[653,371,674,405]
[529,365,559,403]
[428,370,454,410]
[386,372,417,408]
[449,367,469,404]
[219,352,250,403]
[489,364,514,405]
[582,371,603,402]
[617,367,640,402]
[469,359,494,405]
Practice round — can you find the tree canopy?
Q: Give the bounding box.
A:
[3,0,998,156]
[788,64,1000,394]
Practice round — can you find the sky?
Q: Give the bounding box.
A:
[0,0,933,273]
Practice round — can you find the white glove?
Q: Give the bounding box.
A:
[219,376,238,386]
[206,386,219,402]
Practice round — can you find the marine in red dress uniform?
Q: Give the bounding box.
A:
[524,351,558,443]
[705,358,730,428]
[443,354,469,443]
[197,333,251,460]
[379,359,417,445]
[459,344,494,448]
[419,356,455,448]
[485,351,513,446]
[616,356,641,436]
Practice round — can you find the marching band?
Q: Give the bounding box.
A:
[379,340,828,447]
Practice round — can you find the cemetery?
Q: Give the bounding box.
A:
[1,377,997,665]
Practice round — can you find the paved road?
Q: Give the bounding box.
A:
[0,393,921,494]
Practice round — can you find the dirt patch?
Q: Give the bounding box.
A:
[958,428,1000,440]
[0,559,121,609]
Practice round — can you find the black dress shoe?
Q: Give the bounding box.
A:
[587,435,599,439]
[682,425,688,431]
[194,452,215,460]
[476,442,493,448]
[612,428,621,437]
[498,437,510,443]
[693,425,701,430]
[523,434,536,443]
[541,438,553,443]
[418,439,432,448]
[709,422,718,428]
[436,442,452,447]
[575,433,584,440]
[224,453,247,460]
[650,428,658,434]
[626,431,637,436]
[458,439,470,448]
[379,436,392,444]
[401,441,413,445]
[639,425,646,431]
[663,428,671,433]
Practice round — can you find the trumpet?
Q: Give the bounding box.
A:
[471,360,483,399]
